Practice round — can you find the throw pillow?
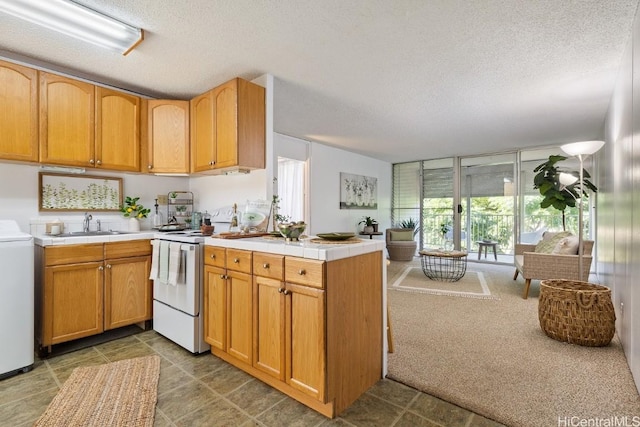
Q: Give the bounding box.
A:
[390,230,414,241]
[552,235,580,255]
[535,231,573,254]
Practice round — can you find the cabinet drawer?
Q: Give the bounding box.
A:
[45,244,103,266]
[204,246,225,267]
[105,240,151,259]
[226,249,252,274]
[253,252,284,280]
[285,257,325,289]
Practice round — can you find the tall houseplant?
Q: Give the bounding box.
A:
[533,155,597,231]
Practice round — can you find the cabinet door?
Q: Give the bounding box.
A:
[43,262,104,346]
[96,87,140,171]
[40,72,95,167]
[286,283,326,402]
[227,270,253,364]
[204,265,227,350]
[214,79,238,169]
[253,276,285,380]
[104,256,152,330]
[190,90,215,172]
[145,100,189,173]
[0,60,38,162]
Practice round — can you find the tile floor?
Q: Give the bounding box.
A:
[0,330,505,427]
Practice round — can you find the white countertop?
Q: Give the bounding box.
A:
[34,232,155,247]
[204,236,385,261]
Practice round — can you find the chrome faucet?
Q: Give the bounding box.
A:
[83,212,93,232]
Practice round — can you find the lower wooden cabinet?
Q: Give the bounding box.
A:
[36,240,152,352]
[204,246,382,418]
[44,261,104,345]
[104,255,152,330]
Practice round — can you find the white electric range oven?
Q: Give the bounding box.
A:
[152,230,209,354]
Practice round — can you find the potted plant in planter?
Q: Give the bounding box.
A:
[359,216,377,233]
[398,218,420,239]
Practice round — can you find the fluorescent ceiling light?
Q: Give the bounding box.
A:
[0,0,143,55]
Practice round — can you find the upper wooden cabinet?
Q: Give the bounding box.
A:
[0,60,39,162]
[96,87,140,172]
[143,99,189,174]
[39,72,95,167]
[40,72,141,171]
[190,78,265,174]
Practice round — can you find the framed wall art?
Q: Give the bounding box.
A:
[340,172,377,209]
[39,173,123,212]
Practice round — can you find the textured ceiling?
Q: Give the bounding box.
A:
[0,0,638,163]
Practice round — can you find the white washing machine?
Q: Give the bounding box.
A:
[0,220,34,379]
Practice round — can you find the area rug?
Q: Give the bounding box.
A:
[386,260,640,427]
[34,355,160,427]
[390,265,496,300]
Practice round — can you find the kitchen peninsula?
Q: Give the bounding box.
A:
[203,235,386,418]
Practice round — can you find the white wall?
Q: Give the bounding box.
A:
[600,5,640,392]
[0,162,189,233]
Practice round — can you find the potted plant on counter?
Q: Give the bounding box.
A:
[359,216,377,233]
[121,196,151,232]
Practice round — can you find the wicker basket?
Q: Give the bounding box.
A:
[538,279,616,347]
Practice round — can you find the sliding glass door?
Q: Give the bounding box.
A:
[459,153,517,261]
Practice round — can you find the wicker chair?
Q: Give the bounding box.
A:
[513,232,594,299]
[386,228,417,261]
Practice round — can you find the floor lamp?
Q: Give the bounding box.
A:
[560,140,605,282]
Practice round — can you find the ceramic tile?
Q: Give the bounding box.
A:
[157,380,218,421]
[174,396,251,426]
[199,363,253,395]
[365,379,419,408]
[255,396,327,427]
[0,387,58,426]
[0,368,58,406]
[337,393,403,427]
[226,378,287,416]
[94,334,141,353]
[392,411,441,427]
[408,393,472,427]
[157,364,195,395]
[153,409,173,427]
[51,354,110,384]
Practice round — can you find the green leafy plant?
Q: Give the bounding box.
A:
[533,155,598,230]
[398,218,420,237]
[358,216,377,227]
[120,196,151,219]
[440,222,451,238]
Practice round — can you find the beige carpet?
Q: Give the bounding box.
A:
[34,355,160,427]
[387,259,640,427]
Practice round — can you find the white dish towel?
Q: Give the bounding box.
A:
[149,240,160,280]
[158,241,170,284]
[167,242,182,286]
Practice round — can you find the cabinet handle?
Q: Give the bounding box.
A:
[283,289,290,295]
[209,161,214,166]
[277,287,284,293]
[96,160,102,165]
[219,274,226,279]
[263,263,269,269]
[298,269,306,276]
[98,265,104,271]
[148,165,153,170]
[89,159,95,165]
[233,258,240,263]
[210,254,216,259]
[106,264,111,269]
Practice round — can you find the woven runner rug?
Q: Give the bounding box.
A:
[34,355,160,427]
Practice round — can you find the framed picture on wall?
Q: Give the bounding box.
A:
[340,172,377,209]
[39,173,123,211]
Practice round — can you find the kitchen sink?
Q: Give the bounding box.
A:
[52,231,131,237]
